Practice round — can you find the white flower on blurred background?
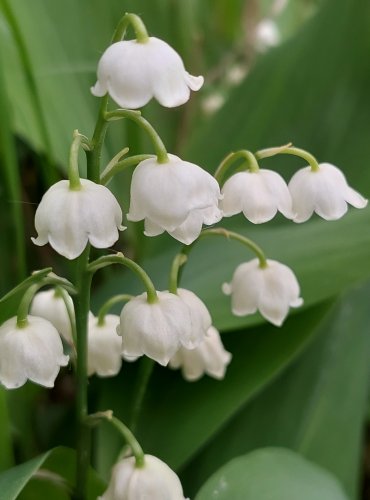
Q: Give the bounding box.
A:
[32,179,124,260]
[288,163,368,223]
[223,259,303,326]
[127,154,222,244]
[221,170,294,223]
[0,316,69,389]
[91,37,204,109]
[99,454,187,500]
[87,314,123,377]
[118,291,206,366]
[255,19,281,52]
[30,289,74,344]
[169,326,232,381]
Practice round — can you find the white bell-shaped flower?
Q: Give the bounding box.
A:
[91,37,204,109]
[221,170,294,223]
[176,288,212,348]
[30,289,74,344]
[127,154,222,245]
[32,179,125,260]
[87,314,123,377]
[0,316,69,389]
[288,163,368,223]
[223,259,303,326]
[169,326,232,381]
[118,291,206,366]
[99,454,187,500]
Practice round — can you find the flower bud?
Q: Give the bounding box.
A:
[91,37,203,109]
[221,169,294,223]
[288,163,368,223]
[223,259,303,326]
[87,314,124,377]
[169,326,232,381]
[0,316,69,389]
[32,180,125,259]
[127,154,222,245]
[99,454,187,500]
[117,291,207,366]
[30,289,74,344]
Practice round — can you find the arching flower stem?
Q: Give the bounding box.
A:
[87,253,158,304]
[255,145,320,172]
[174,228,268,288]
[97,294,134,326]
[112,13,149,44]
[87,411,145,468]
[214,150,260,185]
[101,154,154,185]
[105,110,169,164]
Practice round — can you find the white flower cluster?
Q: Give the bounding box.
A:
[221,163,367,224]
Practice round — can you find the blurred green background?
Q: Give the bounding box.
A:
[0,0,369,498]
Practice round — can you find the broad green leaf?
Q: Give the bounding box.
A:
[181,282,370,499]
[0,42,26,287]
[95,300,332,477]
[195,448,348,500]
[0,447,105,500]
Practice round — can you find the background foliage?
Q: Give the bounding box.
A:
[0,0,369,498]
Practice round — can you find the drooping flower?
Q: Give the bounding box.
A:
[0,316,69,389]
[127,154,222,245]
[91,37,204,109]
[288,163,368,223]
[99,454,187,500]
[221,170,294,223]
[222,259,303,326]
[176,288,212,348]
[169,326,232,381]
[87,314,123,377]
[30,289,74,344]
[32,179,125,260]
[117,291,206,366]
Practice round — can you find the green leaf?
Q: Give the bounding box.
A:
[0,447,105,500]
[95,300,332,476]
[195,448,349,500]
[181,282,370,499]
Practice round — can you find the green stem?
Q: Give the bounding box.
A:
[113,13,149,44]
[110,415,145,467]
[105,110,169,164]
[97,294,134,326]
[177,228,267,285]
[214,150,260,185]
[130,358,155,434]
[68,131,83,190]
[0,268,52,303]
[255,145,320,172]
[168,254,188,294]
[72,247,92,500]
[87,254,158,304]
[86,95,109,183]
[101,154,154,185]
[16,284,40,328]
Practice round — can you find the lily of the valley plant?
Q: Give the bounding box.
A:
[0,11,367,500]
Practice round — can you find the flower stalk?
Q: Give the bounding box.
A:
[105,109,169,163]
[214,149,260,184]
